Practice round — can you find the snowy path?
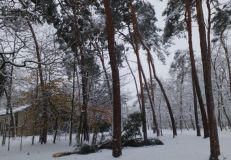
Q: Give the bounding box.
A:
[0,130,230,160]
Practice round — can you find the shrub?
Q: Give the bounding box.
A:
[123,138,164,147]
[78,144,97,154]
[122,112,142,143]
[98,121,111,133]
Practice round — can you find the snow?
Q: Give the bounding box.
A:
[0,105,30,116]
[1,130,231,160]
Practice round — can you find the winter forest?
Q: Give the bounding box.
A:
[0,0,231,160]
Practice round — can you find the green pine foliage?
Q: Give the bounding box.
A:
[162,0,185,44]
[212,2,231,35]
[122,112,142,143]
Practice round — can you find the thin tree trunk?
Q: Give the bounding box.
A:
[217,105,223,131]
[193,80,201,136]
[124,55,142,112]
[158,100,163,136]
[185,0,209,138]
[151,63,177,137]
[18,0,48,144]
[179,70,185,133]
[20,125,23,152]
[148,59,160,136]
[53,115,59,144]
[103,0,122,157]
[9,65,15,138]
[32,70,39,145]
[129,0,162,140]
[195,0,220,159]
[68,0,89,142]
[76,66,81,146]
[137,62,147,142]
[94,41,113,103]
[27,22,48,144]
[220,29,231,95]
[31,120,36,145]
[138,42,177,137]
[7,123,11,151]
[189,111,196,130]
[4,55,15,138]
[69,53,77,146]
[128,1,147,143]
[212,57,231,129]
[79,49,89,141]
[2,117,7,146]
[220,91,231,129]
[128,2,177,137]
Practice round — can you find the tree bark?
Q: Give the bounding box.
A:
[53,114,59,144]
[192,77,201,136]
[103,0,122,157]
[179,64,185,133]
[158,100,163,136]
[69,53,77,146]
[150,59,177,137]
[79,48,89,141]
[185,0,209,138]
[195,0,220,159]
[148,59,160,136]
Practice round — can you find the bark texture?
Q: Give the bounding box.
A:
[185,0,209,138]
[103,0,122,157]
[195,0,220,159]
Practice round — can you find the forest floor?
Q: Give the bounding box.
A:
[0,130,230,160]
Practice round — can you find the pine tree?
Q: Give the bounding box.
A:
[103,0,122,157]
[195,0,220,159]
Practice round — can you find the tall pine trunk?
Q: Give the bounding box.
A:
[128,2,177,137]
[148,59,160,136]
[185,0,209,138]
[79,49,89,141]
[195,0,220,159]
[192,76,201,136]
[129,1,162,141]
[69,53,77,146]
[103,0,122,157]
[150,59,177,137]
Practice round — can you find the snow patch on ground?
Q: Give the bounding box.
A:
[0,130,230,160]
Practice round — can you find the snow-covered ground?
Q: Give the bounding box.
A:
[0,130,230,160]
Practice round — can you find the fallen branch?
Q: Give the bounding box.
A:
[53,151,79,158]
[53,145,97,157]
